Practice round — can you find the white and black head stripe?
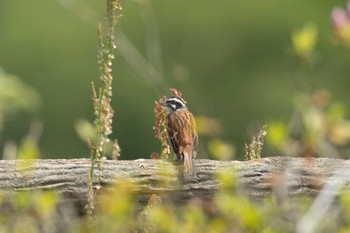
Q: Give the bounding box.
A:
[166,96,186,111]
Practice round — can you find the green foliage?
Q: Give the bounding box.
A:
[0,191,61,233]
[0,69,41,132]
[0,69,42,160]
[265,16,350,158]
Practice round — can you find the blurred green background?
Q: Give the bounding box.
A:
[1,0,350,160]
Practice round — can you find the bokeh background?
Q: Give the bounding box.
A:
[1,0,350,160]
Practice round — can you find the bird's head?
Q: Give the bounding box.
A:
[162,96,187,114]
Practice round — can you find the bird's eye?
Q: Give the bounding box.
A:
[170,104,176,110]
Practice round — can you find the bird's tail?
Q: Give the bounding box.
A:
[183,149,195,177]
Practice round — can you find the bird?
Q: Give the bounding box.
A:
[162,96,198,177]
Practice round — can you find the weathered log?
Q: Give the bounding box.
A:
[0,157,349,212]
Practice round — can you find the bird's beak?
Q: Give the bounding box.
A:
[162,102,168,107]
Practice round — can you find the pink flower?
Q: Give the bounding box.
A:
[331,2,350,46]
[332,7,349,31]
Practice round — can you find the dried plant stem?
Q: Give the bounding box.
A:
[244,124,267,160]
[87,0,122,216]
[153,96,170,158]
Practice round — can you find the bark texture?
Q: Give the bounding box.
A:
[0,157,349,210]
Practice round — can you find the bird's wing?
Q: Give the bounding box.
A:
[166,117,180,160]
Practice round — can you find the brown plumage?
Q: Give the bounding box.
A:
[163,96,198,177]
